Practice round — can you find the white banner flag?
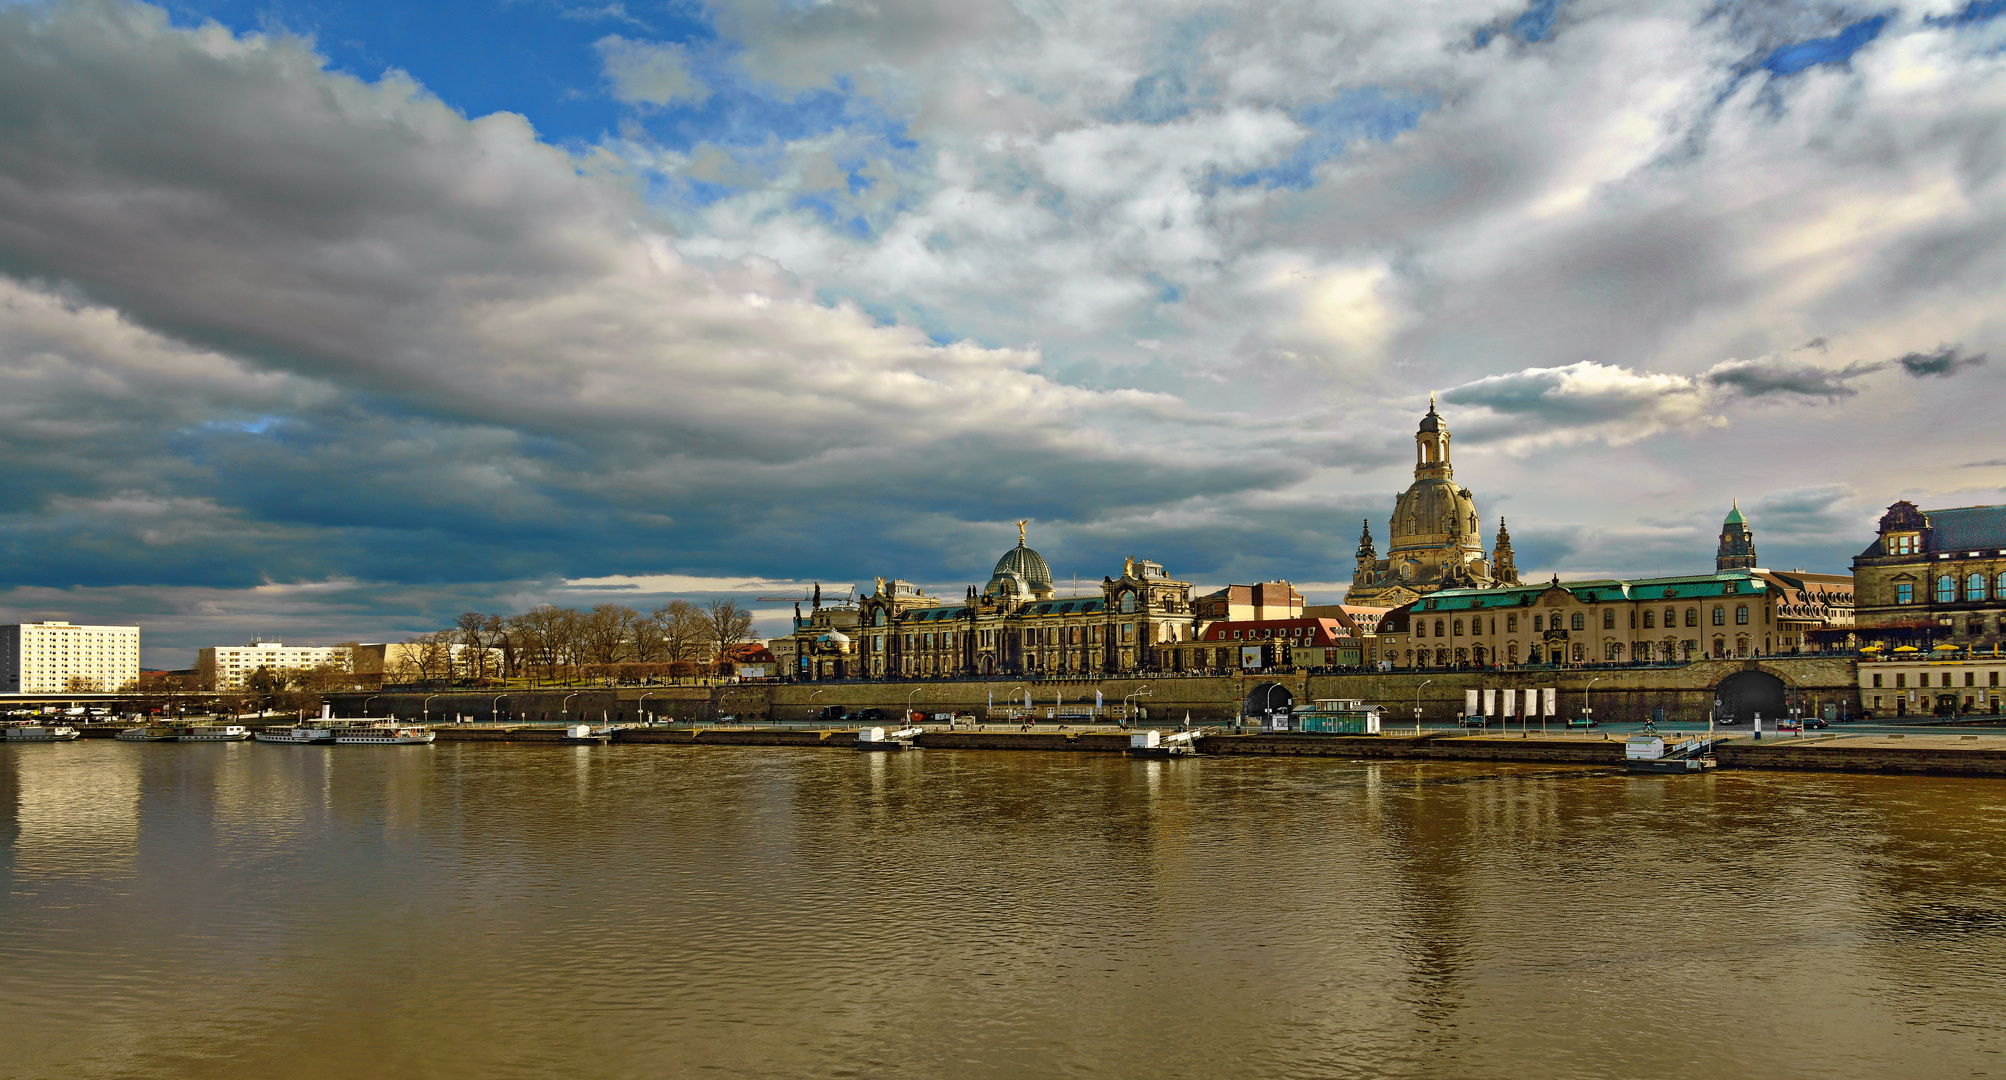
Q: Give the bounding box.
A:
[1526,689,1538,716]
[1465,689,1479,716]
[1483,688,1496,716]
[1503,690,1516,718]
[1543,687,1558,717]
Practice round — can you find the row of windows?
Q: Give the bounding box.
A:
[1416,606,1752,638]
[1873,671,2002,688]
[1400,635,1758,665]
[1897,572,2006,604]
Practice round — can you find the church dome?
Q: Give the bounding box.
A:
[1417,400,1443,433]
[993,542,1054,590]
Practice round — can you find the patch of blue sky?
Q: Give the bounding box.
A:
[1924,0,2006,27]
[153,0,717,146]
[1472,0,1570,48]
[1759,13,1890,74]
[1143,273,1182,305]
[1229,88,1435,191]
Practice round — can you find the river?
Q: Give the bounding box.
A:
[3,741,2004,1079]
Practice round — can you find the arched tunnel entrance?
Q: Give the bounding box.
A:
[1714,670,1786,724]
[1244,682,1295,730]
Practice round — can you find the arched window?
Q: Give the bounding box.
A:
[1603,610,1616,629]
[1685,608,1698,627]
[1507,642,1520,664]
[1643,610,1656,629]
[1507,614,1519,632]
[1434,620,1445,637]
[1436,648,1449,666]
[1453,619,1464,636]
[1937,576,1958,603]
[1605,641,1622,661]
[1969,573,1987,602]
[1736,605,1749,625]
[1666,607,1677,627]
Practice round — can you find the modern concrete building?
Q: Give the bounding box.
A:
[0,621,142,693]
[198,640,350,691]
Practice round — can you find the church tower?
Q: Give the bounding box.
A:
[1493,517,1520,586]
[1345,399,1500,605]
[1716,501,1758,571]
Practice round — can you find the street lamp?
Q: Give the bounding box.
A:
[1124,686,1153,729]
[490,694,509,726]
[907,686,924,725]
[560,692,580,727]
[637,691,655,726]
[363,695,378,719]
[423,694,441,726]
[1414,678,1434,734]
[1583,676,1602,734]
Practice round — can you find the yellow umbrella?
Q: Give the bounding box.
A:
[1934,643,1961,651]
[1860,645,1883,652]
[1893,645,1920,652]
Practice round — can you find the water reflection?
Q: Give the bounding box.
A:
[1,744,2003,1079]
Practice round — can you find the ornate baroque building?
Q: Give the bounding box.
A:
[1853,500,2006,649]
[794,524,1198,680]
[1347,401,1519,606]
[1716,501,1758,570]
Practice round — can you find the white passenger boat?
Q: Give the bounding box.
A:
[5,723,82,742]
[117,726,181,741]
[334,724,435,745]
[254,726,336,744]
[176,724,253,742]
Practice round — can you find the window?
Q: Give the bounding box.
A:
[1643,610,1656,629]
[1453,619,1464,636]
[1571,613,1585,631]
[1897,582,1914,604]
[1533,615,1543,631]
[1713,607,1725,626]
[1435,620,1445,637]
[1685,608,1698,627]
[1896,673,1906,687]
[1603,610,1616,630]
[1937,576,1958,603]
[1736,605,1749,625]
[1606,642,1622,661]
[1872,673,1882,688]
[1969,573,1988,602]
[1966,672,1976,687]
[1992,672,2000,687]
[1507,614,1518,632]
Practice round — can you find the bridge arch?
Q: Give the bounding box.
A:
[1714,670,1786,724]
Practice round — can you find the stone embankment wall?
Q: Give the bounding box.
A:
[329,656,1858,726]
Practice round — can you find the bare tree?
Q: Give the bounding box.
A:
[703,598,755,663]
[630,607,669,664]
[456,612,498,682]
[580,604,638,666]
[655,600,706,665]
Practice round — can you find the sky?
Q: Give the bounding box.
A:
[2,0,2004,668]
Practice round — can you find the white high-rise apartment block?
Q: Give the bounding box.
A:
[0,621,142,693]
[198,641,351,691]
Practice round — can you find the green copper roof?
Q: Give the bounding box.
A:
[1723,501,1745,526]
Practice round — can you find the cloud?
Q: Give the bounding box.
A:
[595,35,709,106]
[1703,356,1883,399]
[1894,343,1988,377]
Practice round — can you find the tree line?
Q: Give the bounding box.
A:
[392,599,759,684]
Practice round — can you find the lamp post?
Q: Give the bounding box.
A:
[1124,686,1153,730]
[422,694,440,726]
[907,686,923,725]
[1257,683,1283,732]
[637,691,655,727]
[490,694,508,726]
[363,695,378,720]
[560,692,579,727]
[1583,677,1601,734]
[1414,679,1433,734]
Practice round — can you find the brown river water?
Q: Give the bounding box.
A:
[3,741,2004,1080]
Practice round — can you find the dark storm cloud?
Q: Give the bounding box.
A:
[1894,344,1987,378]
[1704,356,1883,399]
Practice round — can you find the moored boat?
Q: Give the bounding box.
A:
[334,724,435,745]
[254,726,336,744]
[116,726,181,742]
[5,723,82,742]
[176,724,253,742]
